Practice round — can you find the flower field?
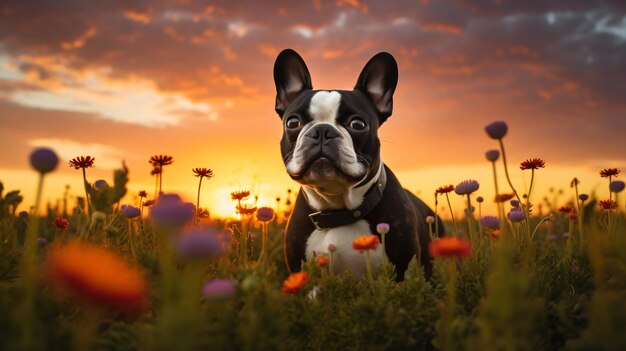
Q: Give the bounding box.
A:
[1,121,625,351]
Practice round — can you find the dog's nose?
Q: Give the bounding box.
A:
[304,124,340,144]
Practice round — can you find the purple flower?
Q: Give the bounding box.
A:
[121,204,141,219]
[510,199,520,208]
[484,121,508,139]
[578,194,589,201]
[94,179,109,190]
[485,149,500,162]
[175,228,223,259]
[19,211,29,219]
[36,237,48,247]
[150,194,195,227]
[255,207,274,222]
[455,180,480,195]
[480,216,500,230]
[610,180,625,193]
[476,196,484,203]
[376,223,390,235]
[30,148,59,174]
[507,209,526,222]
[203,279,237,299]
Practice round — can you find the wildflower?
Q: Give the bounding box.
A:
[568,212,578,220]
[490,229,500,239]
[143,199,155,207]
[281,272,309,294]
[94,179,109,190]
[599,199,618,210]
[376,223,390,235]
[495,193,515,203]
[610,180,625,193]
[37,237,48,247]
[231,190,251,201]
[149,155,173,167]
[256,207,275,222]
[236,203,257,216]
[121,205,141,219]
[203,279,236,299]
[150,194,195,227]
[578,194,589,201]
[558,205,573,213]
[510,199,520,208]
[454,180,480,195]
[464,207,475,216]
[476,196,484,203]
[520,158,546,170]
[508,209,526,222]
[175,228,223,259]
[69,156,95,169]
[193,168,214,179]
[435,185,454,194]
[479,216,500,230]
[425,216,435,224]
[428,237,471,259]
[600,168,620,178]
[53,217,70,230]
[352,235,380,253]
[30,147,59,174]
[327,243,337,253]
[138,190,148,198]
[570,178,580,188]
[316,255,329,267]
[197,208,210,218]
[484,121,508,139]
[150,167,161,176]
[485,149,500,162]
[44,241,149,312]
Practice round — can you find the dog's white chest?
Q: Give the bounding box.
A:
[305,220,384,277]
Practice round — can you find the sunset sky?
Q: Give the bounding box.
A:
[1,0,625,218]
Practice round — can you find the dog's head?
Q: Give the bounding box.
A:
[273,49,398,196]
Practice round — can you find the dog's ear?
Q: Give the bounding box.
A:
[354,52,398,124]
[273,49,312,118]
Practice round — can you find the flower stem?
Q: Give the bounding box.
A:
[445,193,458,237]
[498,138,522,204]
[196,176,204,221]
[466,194,475,242]
[128,219,137,261]
[365,250,373,283]
[434,193,440,238]
[82,167,90,217]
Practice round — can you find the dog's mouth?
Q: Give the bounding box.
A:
[288,153,363,184]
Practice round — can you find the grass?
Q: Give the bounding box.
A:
[0,122,625,350]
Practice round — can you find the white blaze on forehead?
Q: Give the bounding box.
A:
[309,91,341,123]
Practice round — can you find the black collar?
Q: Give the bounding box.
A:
[307,170,387,230]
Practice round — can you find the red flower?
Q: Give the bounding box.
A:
[149,155,173,167]
[599,199,618,210]
[138,190,147,198]
[352,235,380,253]
[600,168,620,178]
[435,185,455,195]
[429,237,472,259]
[558,205,573,213]
[192,168,214,179]
[53,217,70,230]
[568,212,578,220]
[281,272,309,294]
[69,156,95,169]
[231,190,251,201]
[520,158,546,170]
[494,193,515,203]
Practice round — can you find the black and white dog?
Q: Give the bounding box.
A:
[273,49,442,281]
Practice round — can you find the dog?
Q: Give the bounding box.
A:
[273,49,443,281]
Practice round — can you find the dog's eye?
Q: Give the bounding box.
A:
[349,117,367,130]
[285,116,301,129]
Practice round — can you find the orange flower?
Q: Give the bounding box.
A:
[316,255,329,267]
[281,272,309,294]
[520,158,546,170]
[490,229,501,239]
[149,155,173,167]
[600,168,620,178]
[428,237,472,259]
[231,190,251,201]
[494,193,515,203]
[236,203,257,216]
[193,168,214,179]
[44,241,149,312]
[352,235,380,253]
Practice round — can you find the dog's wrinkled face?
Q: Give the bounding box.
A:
[273,49,398,196]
